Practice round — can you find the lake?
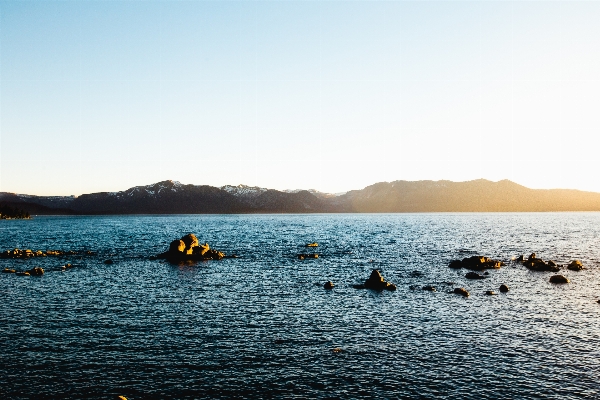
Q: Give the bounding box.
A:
[1,214,599,399]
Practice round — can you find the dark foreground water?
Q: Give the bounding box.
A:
[1,214,599,399]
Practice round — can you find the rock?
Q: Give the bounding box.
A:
[156,234,226,262]
[499,284,509,293]
[454,287,469,297]
[298,253,318,259]
[549,275,570,284]
[567,260,585,271]
[449,256,503,271]
[465,272,485,280]
[306,243,318,247]
[27,267,44,276]
[2,268,16,273]
[362,269,396,291]
[169,239,186,255]
[181,233,199,254]
[331,347,343,353]
[516,255,524,262]
[15,271,30,276]
[103,259,114,265]
[485,290,496,295]
[323,281,334,290]
[523,256,560,272]
[422,285,436,292]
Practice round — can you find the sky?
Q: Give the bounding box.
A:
[1,0,600,196]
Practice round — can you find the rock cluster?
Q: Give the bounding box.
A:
[0,248,95,259]
[449,256,503,271]
[156,234,225,262]
[520,253,561,272]
[6,267,44,276]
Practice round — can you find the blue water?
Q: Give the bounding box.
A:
[1,214,599,399]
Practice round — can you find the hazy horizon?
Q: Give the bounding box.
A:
[2,1,600,196]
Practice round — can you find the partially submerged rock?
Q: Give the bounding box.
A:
[522,253,560,272]
[305,243,318,247]
[465,272,485,280]
[449,256,503,271]
[298,253,319,260]
[549,275,570,284]
[422,285,436,292]
[499,284,509,293]
[27,267,44,276]
[454,287,470,297]
[323,281,334,290]
[156,234,225,262]
[356,269,396,291]
[2,268,16,273]
[0,248,95,259]
[567,260,585,271]
[485,290,497,295]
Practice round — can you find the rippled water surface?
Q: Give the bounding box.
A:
[1,214,600,399]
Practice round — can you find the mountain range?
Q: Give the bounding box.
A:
[2,179,600,214]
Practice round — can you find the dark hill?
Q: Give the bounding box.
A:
[3,179,600,214]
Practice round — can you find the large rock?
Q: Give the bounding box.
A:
[449,256,503,271]
[361,269,396,291]
[157,234,225,261]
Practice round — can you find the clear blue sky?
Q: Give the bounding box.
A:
[2,0,600,195]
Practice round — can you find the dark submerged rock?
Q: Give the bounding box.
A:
[549,275,570,284]
[27,267,44,276]
[323,281,334,290]
[103,259,114,265]
[422,285,436,292]
[465,272,486,280]
[499,284,510,293]
[449,260,463,269]
[454,287,470,297]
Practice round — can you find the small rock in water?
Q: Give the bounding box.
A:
[465,272,485,280]
[499,284,510,293]
[323,281,334,290]
[305,242,318,247]
[2,268,16,273]
[331,347,343,353]
[485,290,497,295]
[549,275,570,284]
[362,269,396,291]
[422,285,436,292]
[103,259,114,265]
[567,260,585,271]
[454,287,470,297]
